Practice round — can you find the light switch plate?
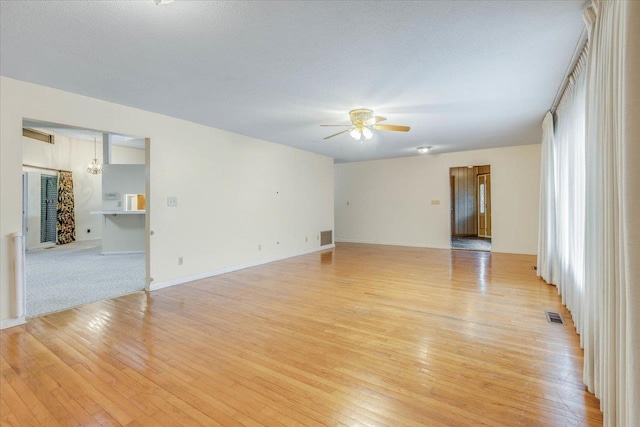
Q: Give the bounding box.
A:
[431,200,441,205]
[167,196,178,207]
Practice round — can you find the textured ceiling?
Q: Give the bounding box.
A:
[1,1,585,163]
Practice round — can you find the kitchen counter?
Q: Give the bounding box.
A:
[91,211,146,254]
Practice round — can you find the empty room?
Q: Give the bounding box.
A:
[0,1,638,427]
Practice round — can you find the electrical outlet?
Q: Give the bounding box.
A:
[178,257,183,265]
[167,196,178,207]
[305,236,308,242]
[258,244,261,251]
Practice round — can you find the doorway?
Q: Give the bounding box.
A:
[450,165,492,251]
[21,119,149,317]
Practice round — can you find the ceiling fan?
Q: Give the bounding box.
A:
[321,108,410,141]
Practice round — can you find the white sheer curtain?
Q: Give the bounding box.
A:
[536,112,558,284]
[537,48,588,318]
[553,51,587,337]
[622,2,640,425]
[582,1,638,425]
[538,1,639,425]
[536,51,587,333]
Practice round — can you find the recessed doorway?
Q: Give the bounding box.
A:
[450,165,491,251]
[21,119,149,317]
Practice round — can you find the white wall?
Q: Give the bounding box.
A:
[0,77,334,322]
[22,133,144,247]
[111,145,145,164]
[334,144,541,254]
[101,164,145,211]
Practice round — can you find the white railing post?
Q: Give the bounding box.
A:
[12,232,26,318]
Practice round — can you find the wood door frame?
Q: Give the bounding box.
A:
[477,173,492,238]
[450,175,455,237]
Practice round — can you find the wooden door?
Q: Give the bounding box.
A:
[450,167,477,236]
[477,174,491,237]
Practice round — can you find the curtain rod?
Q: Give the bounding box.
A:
[550,27,588,114]
[22,164,72,174]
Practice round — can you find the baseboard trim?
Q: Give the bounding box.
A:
[335,238,450,250]
[0,317,26,330]
[490,249,536,255]
[335,238,535,255]
[150,244,335,292]
[102,250,145,255]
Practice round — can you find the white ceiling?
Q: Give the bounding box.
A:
[1,1,585,163]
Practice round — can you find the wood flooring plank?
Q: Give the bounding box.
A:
[0,380,40,427]
[0,244,603,426]
[0,371,60,427]
[0,414,23,427]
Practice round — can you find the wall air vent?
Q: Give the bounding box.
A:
[545,311,565,325]
[23,128,54,144]
[320,230,333,246]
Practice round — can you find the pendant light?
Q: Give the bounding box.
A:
[87,137,102,175]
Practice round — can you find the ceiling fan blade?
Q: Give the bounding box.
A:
[373,124,410,132]
[324,128,352,140]
[320,124,352,127]
[373,116,387,124]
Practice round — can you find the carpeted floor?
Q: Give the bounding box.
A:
[26,240,145,317]
[451,237,492,251]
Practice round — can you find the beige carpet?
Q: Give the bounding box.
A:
[26,240,145,317]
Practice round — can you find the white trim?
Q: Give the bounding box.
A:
[336,238,534,256]
[0,317,26,330]
[491,248,535,256]
[150,244,335,292]
[25,243,57,252]
[101,250,145,255]
[334,238,450,250]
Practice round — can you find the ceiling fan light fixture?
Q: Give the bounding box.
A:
[321,108,409,141]
[417,146,431,154]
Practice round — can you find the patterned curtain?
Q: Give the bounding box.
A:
[56,171,76,245]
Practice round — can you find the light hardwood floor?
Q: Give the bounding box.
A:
[1,243,602,426]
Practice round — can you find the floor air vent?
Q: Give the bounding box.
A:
[545,311,565,325]
[320,230,333,246]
